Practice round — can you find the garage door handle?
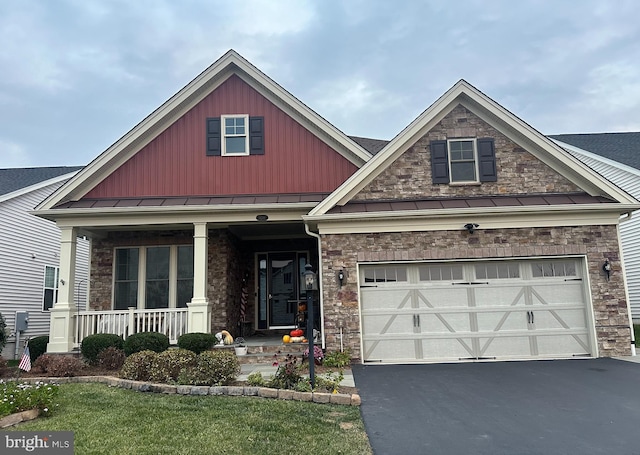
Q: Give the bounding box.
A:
[413,315,417,327]
[526,311,531,323]
[531,312,534,324]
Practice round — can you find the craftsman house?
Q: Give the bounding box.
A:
[36,50,637,363]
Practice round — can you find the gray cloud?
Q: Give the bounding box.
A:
[0,0,639,167]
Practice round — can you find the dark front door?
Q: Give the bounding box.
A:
[257,251,309,329]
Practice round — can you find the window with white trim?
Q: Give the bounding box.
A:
[113,246,194,310]
[448,139,477,182]
[222,115,249,155]
[43,265,59,311]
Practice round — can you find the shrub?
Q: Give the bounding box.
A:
[0,381,60,418]
[303,345,324,364]
[267,354,302,390]
[177,350,240,386]
[149,349,197,383]
[177,332,217,354]
[97,347,126,370]
[33,355,85,377]
[120,350,157,381]
[246,371,265,387]
[28,336,49,363]
[323,350,352,368]
[0,356,7,376]
[123,332,169,356]
[314,370,344,394]
[81,334,124,365]
[0,313,7,352]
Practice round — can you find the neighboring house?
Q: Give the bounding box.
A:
[550,133,640,323]
[0,167,89,359]
[35,50,637,363]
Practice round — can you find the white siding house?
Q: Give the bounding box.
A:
[0,167,89,359]
[551,139,640,322]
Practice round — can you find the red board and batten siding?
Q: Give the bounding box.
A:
[84,75,358,199]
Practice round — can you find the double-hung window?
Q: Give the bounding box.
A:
[113,246,194,310]
[222,115,249,155]
[448,139,477,182]
[42,265,59,311]
[430,137,497,184]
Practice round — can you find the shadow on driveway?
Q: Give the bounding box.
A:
[353,359,640,455]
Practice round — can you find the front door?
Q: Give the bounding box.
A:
[257,251,309,329]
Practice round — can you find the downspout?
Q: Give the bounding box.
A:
[304,223,325,349]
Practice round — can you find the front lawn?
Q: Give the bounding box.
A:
[6,383,371,455]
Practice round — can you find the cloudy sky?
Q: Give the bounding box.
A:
[1,0,639,168]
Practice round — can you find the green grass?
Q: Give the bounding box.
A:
[6,383,372,455]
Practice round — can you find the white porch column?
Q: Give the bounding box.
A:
[47,226,78,353]
[187,222,211,333]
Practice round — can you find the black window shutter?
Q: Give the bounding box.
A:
[430,140,450,184]
[249,116,265,155]
[477,138,497,182]
[206,118,221,156]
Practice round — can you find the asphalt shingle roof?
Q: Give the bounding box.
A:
[348,136,390,155]
[0,166,83,197]
[549,132,640,170]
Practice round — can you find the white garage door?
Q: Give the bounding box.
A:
[360,258,594,363]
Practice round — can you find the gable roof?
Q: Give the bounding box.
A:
[309,80,638,216]
[0,166,82,202]
[37,50,371,211]
[549,133,640,170]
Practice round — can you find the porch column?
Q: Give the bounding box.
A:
[47,226,78,353]
[187,222,211,333]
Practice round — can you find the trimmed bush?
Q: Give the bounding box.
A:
[323,350,352,368]
[120,350,157,381]
[97,347,126,370]
[177,332,217,354]
[149,348,198,383]
[33,354,85,377]
[123,332,169,356]
[81,334,124,364]
[0,356,7,376]
[0,313,7,352]
[177,349,240,386]
[28,336,49,363]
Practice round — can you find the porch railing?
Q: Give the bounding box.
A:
[74,307,189,345]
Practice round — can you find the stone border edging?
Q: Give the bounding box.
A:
[0,409,40,428]
[14,376,361,406]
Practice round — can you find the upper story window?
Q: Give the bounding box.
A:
[430,138,497,184]
[448,139,477,182]
[206,116,265,156]
[222,115,249,155]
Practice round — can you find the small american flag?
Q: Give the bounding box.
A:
[19,345,31,372]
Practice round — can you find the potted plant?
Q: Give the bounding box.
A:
[234,337,247,356]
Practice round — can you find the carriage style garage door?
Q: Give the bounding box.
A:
[360,258,594,363]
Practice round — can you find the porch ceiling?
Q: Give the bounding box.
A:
[228,222,308,240]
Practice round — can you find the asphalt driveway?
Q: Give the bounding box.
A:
[352,359,640,455]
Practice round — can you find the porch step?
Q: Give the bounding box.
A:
[235,343,310,365]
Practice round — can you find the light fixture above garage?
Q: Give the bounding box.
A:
[464,223,479,234]
[256,214,268,222]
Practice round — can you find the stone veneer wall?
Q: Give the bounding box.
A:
[90,229,246,337]
[353,104,582,200]
[321,225,631,361]
[89,231,193,311]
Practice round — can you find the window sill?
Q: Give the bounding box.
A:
[448,182,482,186]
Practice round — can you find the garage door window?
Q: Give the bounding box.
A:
[364,267,407,283]
[532,260,577,278]
[475,263,520,279]
[419,265,463,281]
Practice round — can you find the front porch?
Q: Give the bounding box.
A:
[48,221,321,353]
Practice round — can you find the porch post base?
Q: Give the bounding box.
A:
[187,298,211,334]
[46,304,76,353]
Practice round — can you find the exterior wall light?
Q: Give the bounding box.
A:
[603,259,611,281]
[464,223,479,234]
